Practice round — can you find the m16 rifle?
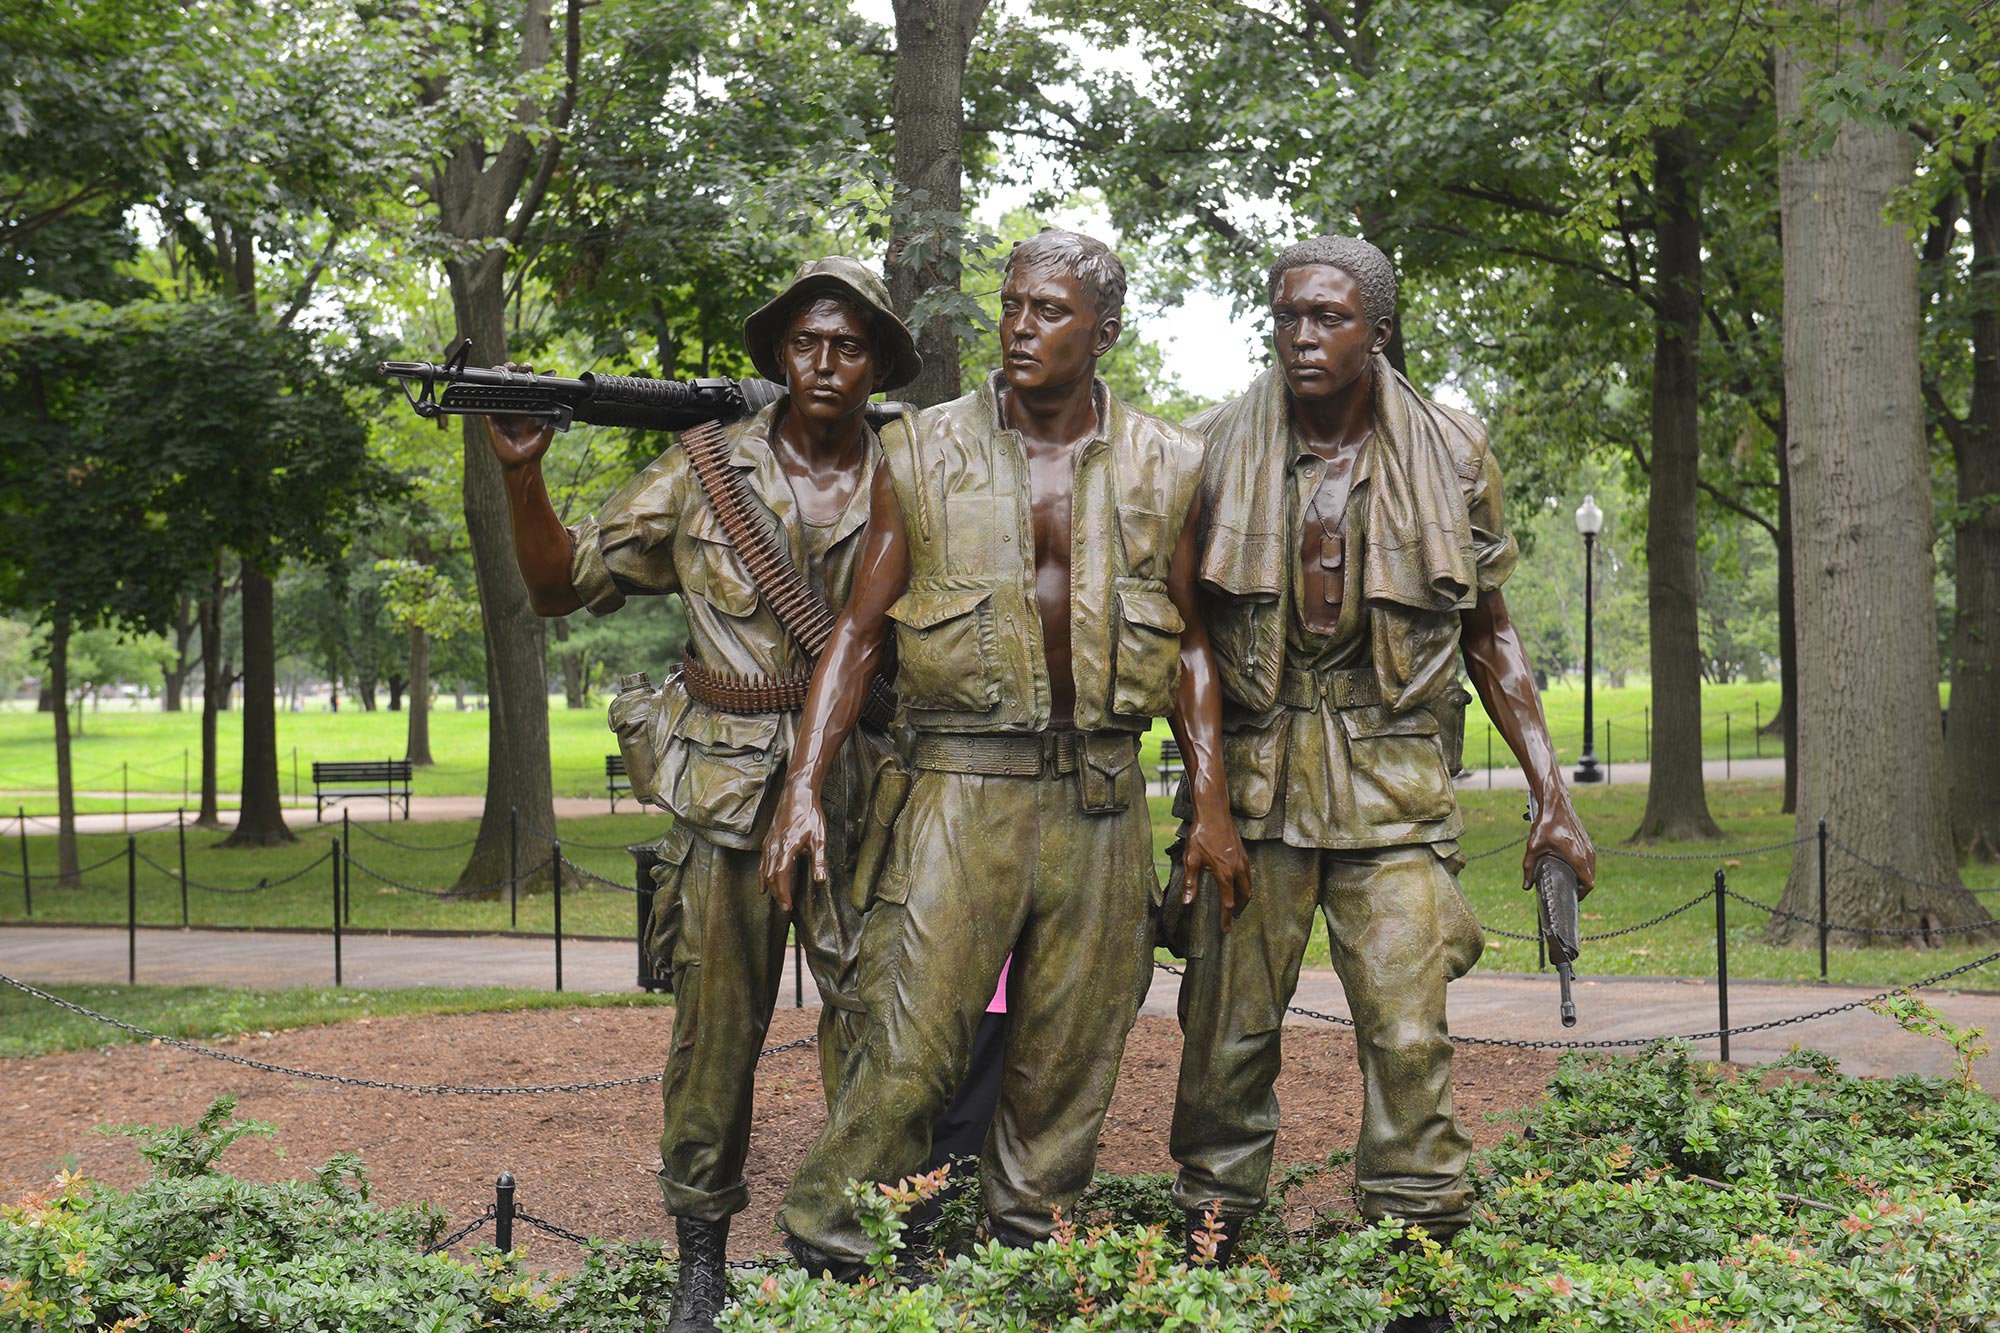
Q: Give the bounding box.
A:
[1525,797,1583,1027]
[379,338,911,433]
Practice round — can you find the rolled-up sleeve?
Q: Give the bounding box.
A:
[567,450,687,617]
[1468,446,1518,593]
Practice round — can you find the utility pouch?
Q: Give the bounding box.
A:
[609,671,666,806]
[851,754,914,912]
[1432,680,1474,776]
[1077,732,1139,814]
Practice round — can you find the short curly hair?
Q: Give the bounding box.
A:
[1267,235,1397,328]
[1004,228,1127,324]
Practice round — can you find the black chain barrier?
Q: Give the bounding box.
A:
[341,851,556,901]
[0,973,817,1094]
[421,1206,495,1256]
[1463,832,1528,862]
[350,822,481,852]
[1153,945,2000,1052]
[517,817,656,853]
[1595,834,1813,863]
[135,848,333,894]
[1828,834,2000,896]
[1724,888,2000,939]
[0,847,131,881]
[558,856,644,894]
[514,1208,595,1249]
[1480,886,1720,944]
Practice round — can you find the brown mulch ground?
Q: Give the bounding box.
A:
[0,1007,1558,1269]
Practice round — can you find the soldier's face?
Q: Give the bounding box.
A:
[999,265,1118,394]
[780,298,879,425]
[1271,265,1390,402]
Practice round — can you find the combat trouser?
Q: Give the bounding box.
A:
[1170,838,1484,1234]
[778,731,1157,1262]
[652,825,866,1220]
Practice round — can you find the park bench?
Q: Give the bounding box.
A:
[606,755,632,813]
[312,759,414,822]
[1155,738,1184,797]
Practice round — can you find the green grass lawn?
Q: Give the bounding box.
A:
[0,680,1823,818]
[0,981,674,1059]
[5,780,1995,994]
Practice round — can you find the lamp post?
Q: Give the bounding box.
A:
[1573,494,1604,783]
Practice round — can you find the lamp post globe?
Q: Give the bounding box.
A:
[1574,495,1603,783]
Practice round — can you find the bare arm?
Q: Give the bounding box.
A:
[758,464,910,909]
[1165,488,1253,928]
[483,372,583,616]
[1461,588,1596,895]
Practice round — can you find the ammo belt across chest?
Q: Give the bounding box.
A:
[681,655,897,731]
[909,730,1135,777]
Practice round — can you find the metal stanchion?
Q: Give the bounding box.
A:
[1714,868,1730,1064]
[17,806,29,918]
[126,835,137,985]
[178,808,188,927]
[553,842,564,993]
[794,925,804,1008]
[122,762,128,833]
[495,1173,516,1252]
[1818,817,1829,980]
[332,838,343,988]
[342,809,352,925]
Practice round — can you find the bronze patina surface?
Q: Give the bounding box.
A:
[761,230,1251,1265]
[1167,236,1595,1241]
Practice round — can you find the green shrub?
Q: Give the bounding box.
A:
[8,1009,2000,1332]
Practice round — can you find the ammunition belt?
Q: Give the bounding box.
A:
[681,656,897,730]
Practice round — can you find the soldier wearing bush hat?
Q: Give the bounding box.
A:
[479,255,915,1333]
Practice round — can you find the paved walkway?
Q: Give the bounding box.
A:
[13,756,1789,837]
[4,924,1991,1087]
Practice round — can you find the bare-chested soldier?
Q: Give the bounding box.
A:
[761,228,1251,1272]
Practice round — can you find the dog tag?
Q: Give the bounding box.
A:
[1319,533,1344,602]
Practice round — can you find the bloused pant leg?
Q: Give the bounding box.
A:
[1169,837,1324,1218]
[778,770,1029,1262]
[657,834,790,1220]
[984,781,1156,1239]
[797,848,867,1107]
[1319,843,1484,1234]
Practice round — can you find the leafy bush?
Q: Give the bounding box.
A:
[7,1002,1999,1331]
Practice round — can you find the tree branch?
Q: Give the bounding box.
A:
[275,231,343,332]
[505,0,581,248]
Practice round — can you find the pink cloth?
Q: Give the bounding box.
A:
[986,957,1011,1014]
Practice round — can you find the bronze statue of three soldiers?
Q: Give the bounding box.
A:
[486,231,1594,1333]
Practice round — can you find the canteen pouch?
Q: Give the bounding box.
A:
[608,671,667,807]
[1431,680,1473,776]
[852,753,914,912]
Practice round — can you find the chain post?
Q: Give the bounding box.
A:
[509,805,518,930]
[1714,868,1729,1064]
[553,841,563,993]
[126,834,137,985]
[496,1173,515,1253]
[332,838,343,988]
[794,924,804,1008]
[178,808,188,927]
[1818,817,1829,980]
[17,806,29,918]
[342,810,352,924]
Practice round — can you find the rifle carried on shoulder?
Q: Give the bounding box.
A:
[379,338,911,433]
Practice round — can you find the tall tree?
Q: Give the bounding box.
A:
[410,0,580,891]
[1768,2,1992,943]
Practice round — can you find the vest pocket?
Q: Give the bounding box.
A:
[683,533,760,619]
[886,583,1001,713]
[659,706,782,836]
[1111,578,1185,718]
[1336,704,1458,826]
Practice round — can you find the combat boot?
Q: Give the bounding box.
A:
[1182,1207,1247,1267]
[783,1231,867,1283]
[665,1215,729,1333]
[1382,1315,1454,1332]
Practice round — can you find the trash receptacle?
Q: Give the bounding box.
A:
[632,843,672,994]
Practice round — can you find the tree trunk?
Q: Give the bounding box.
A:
[221,561,294,846]
[162,595,196,712]
[407,623,434,766]
[1769,25,1990,944]
[887,0,990,408]
[1774,395,1800,813]
[48,616,79,886]
[355,675,378,711]
[195,558,224,829]
[448,253,555,892]
[387,674,406,712]
[1633,127,1723,842]
[550,615,587,707]
[1946,159,2000,861]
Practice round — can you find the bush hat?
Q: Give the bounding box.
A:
[743,255,923,392]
